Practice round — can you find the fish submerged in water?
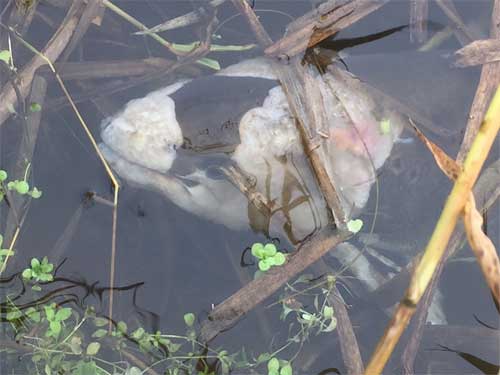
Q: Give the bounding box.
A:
[99,57,405,242]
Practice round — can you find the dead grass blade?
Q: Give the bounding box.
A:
[409,120,461,181]
[464,192,500,305]
[364,84,500,374]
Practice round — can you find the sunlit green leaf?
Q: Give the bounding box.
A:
[183,312,195,327]
[55,307,72,321]
[29,102,42,112]
[347,219,363,234]
[263,243,277,257]
[273,252,286,266]
[280,363,293,375]
[31,258,40,269]
[93,317,108,327]
[251,243,264,258]
[45,305,55,321]
[0,50,11,64]
[0,249,14,256]
[268,358,280,372]
[86,342,100,356]
[323,306,334,319]
[14,181,29,194]
[0,170,7,181]
[6,309,22,321]
[50,320,61,335]
[379,119,391,134]
[117,321,127,333]
[258,259,271,271]
[92,329,107,338]
[30,187,42,199]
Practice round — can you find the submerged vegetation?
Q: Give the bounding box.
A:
[0,0,499,374]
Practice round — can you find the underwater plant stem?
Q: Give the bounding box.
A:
[365,85,500,374]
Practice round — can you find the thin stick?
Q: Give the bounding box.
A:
[365,85,500,374]
[200,226,350,342]
[457,0,500,162]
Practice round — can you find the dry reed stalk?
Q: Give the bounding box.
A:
[364,85,500,374]
[265,0,390,58]
[409,0,428,43]
[457,0,500,162]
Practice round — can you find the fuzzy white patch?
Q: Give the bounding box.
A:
[101,88,183,173]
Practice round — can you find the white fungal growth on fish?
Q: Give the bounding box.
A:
[101,89,183,173]
[99,58,404,237]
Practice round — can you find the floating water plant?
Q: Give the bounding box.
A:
[22,256,54,283]
[251,243,286,272]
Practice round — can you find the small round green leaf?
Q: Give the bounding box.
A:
[55,307,72,321]
[258,259,271,271]
[22,269,32,279]
[347,219,363,234]
[263,243,277,257]
[183,312,195,327]
[280,364,293,375]
[379,119,391,134]
[267,358,280,372]
[15,181,29,195]
[31,257,40,269]
[86,342,100,356]
[30,102,42,112]
[251,243,264,258]
[50,320,62,335]
[272,252,286,266]
[93,317,108,327]
[0,170,7,181]
[117,321,127,333]
[0,50,11,64]
[30,187,42,199]
[323,306,334,319]
[92,329,108,338]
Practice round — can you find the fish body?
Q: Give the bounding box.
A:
[99,57,404,241]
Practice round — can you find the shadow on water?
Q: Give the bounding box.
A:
[0,0,498,374]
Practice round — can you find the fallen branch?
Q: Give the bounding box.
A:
[454,39,500,67]
[457,0,500,162]
[264,0,390,58]
[199,226,350,342]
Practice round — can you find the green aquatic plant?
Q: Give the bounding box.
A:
[0,167,42,201]
[267,357,293,375]
[251,242,286,272]
[22,256,54,283]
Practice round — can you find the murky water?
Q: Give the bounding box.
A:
[0,1,498,374]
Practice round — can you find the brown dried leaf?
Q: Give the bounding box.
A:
[463,192,500,307]
[409,120,461,180]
